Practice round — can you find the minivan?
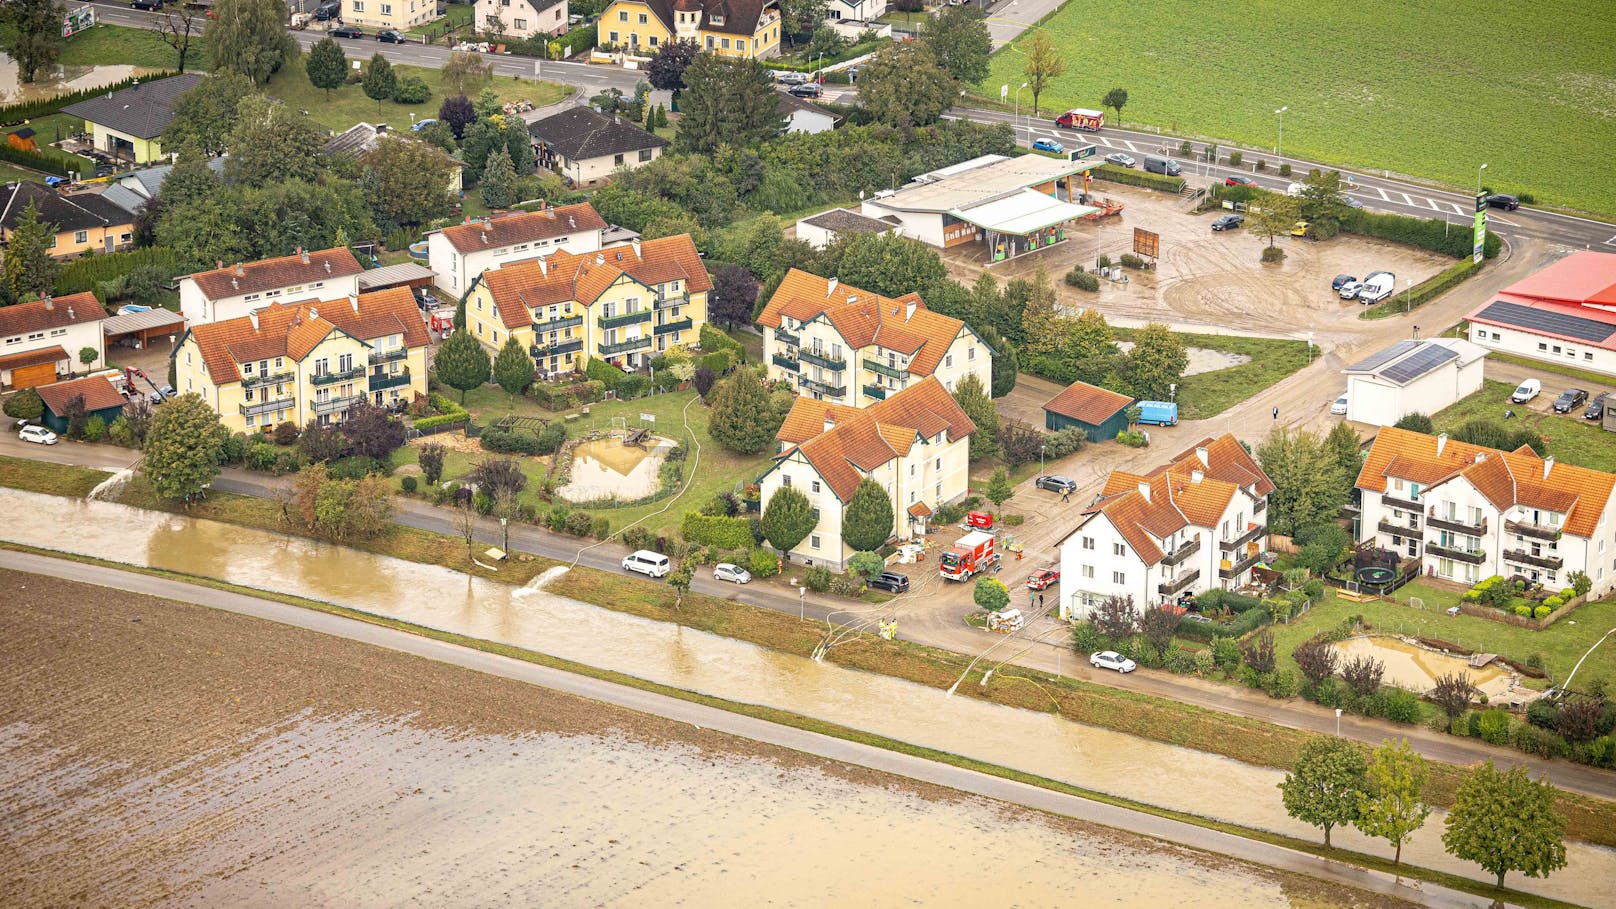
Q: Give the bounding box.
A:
[622,550,670,579]
[1510,378,1542,404]
[1143,156,1180,177]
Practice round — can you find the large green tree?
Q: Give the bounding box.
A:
[843,477,895,553]
[434,330,492,403]
[1121,322,1187,402]
[857,43,957,127]
[1065,309,1120,386]
[479,147,517,208]
[973,577,1010,611]
[362,53,397,104]
[206,0,298,84]
[157,178,375,269]
[645,38,700,95]
[1279,736,1368,848]
[708,368,778,454]
[675,55,785,155]
[2,0,64,83]
[492,336,534,397]
[1022,29,1065,118]
[1442,761,1567,890]
[142,393,227,502]
[779,0,827,42]
[1354,738,1430,866]
[2,201,57,301]
[1325,421,1363,502]
[359,135,456,229]
[1297,169,1353,237]
[223,94,326,185]
[920,4,991,85]
[761,484,817,553]
[831,233,948,299]
[952,372,998,461]
[163,72,255,156]
[1101,87,1128,125]
[978,325,1019,398]
[305,36,348,98]
[1256,427,1348,537]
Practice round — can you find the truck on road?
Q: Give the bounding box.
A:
[940,530,999,582]
[1135,400,1178,426]
[1055,108,1104,131]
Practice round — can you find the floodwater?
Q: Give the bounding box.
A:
[0,56,150,105]
[558,436,669,503]
[2,488,1613,905]
[1332,636,1516,700]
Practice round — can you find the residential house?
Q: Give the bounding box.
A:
[178,247,365,327]
[823,0,885,23]
[527,106,668,188]
[1465,251,1616,377]
[173,288,431,434]
[1354,426,1616,596]
[340,0,441,31]
[61,73,204,164]
[0,292,107,389]
[425,202,608,296]
[464,233,709,374]
[35,375,128,435]
[758,377,976,569]
[322,122,463,193]
[1341,338,1487,428]
[758,268,992,408]
[0,181,135,258]
[1042,380,1134,441]
[476,0,569,38]
[114,158,227,204]
[777,91,840,135]
[793,208,899,250]
[1057,435,1275,619]
[598,0,781,58]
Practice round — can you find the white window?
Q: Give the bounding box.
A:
[1082,536,1094,550]
[1113,542,1127,557]
[246,414,255,427]
[381,3,392,13]
[945,354,954,368]
[968,347,975,360]
[50,328,65,337]
[1081,565,1094,579]
[811,480,821,493]
[74,230,88,244]
[354,0,364,9]
[782,475,791,487]
[1112,571,1126,585]
[514,17,526,28]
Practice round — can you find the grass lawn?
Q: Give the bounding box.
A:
[981,0,1616,218]
[1433,379,1616,473]
[0,162,46,184]
[0,455,107,498]
[57,22,201,69]
[264,63,570,134]
[1111,328,1312,420]
[1486,350,1616,390]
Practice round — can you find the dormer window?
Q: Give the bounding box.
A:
[710,14,724,24]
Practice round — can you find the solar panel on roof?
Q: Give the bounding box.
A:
[1476,301,1616,343]
[1380,344,1458,385]
[1346,339,1419,373]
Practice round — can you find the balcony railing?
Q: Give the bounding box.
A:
[369,370,412,390]
[239,398,290,417]
[531,338,584,359]
[1219,551,1262,580]
[1426,543,1486,565]
[1381,493,1422,512]
[798,376,846,398]
[774,328,799,347]
[1158,569,1200,597]
[1504,549,1564,570]
[241,370,294,390]
[863,359,909,380]
[654,317,693,335]
[1253,498,1268,514]
[1504,519,1562,541]
[368,347,409,364]
[1220,523,1267,551]
[799,349,847,372]
[862,384,887,401]
[599,336,652,356]
[310,366,366,386]
[1378,519,1422,540]
[1427,510,1487,535]
[312,394,362,415]
[532,313,582,332]
[771,353,800,372]
[654,291,690,309]
[597,310,651,330]
[1161,537,1202,567]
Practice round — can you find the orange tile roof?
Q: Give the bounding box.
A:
[1043,380,1134,425]
[438,203,606,254]
[1165,434,1276,496]
[188,248,362,301]
[776,396,862,445]
[187,288,428,384]
[758,269,969,376]
[0,345,67,370]
[36,375,126,414]
[480,235,711,331]
[908,501,932,518]
[0,292,104,337]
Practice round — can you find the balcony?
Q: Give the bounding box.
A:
[654,317,693,335]
[310,366,365,386]
[654,291,690,309]
[863,359,909,381]
[1219,551,1262,580]
[1161,537,1202,567]
[312,394,362,415]
[368,347,409,364]
[1158,570,1201,597]
[799,349,847,372]
[1253,498,1268,514]
[597,310,651,330]
[1219,522,1267,551]
[1427,510,1487,535]
[241,370,294,391]
[369,370,412,390]
[1381,493,1422,512]
[798,376,846,398]
[1378,519,1422,540]
[771,353,800,372]
[774,328,799,347]
[1504,549,1564,570]
[532,313,582,333]
[862,384,886,401]
[239,398,290,418]
[599,335,652,356]
[1426,543,1486,565]
[1504,519,1562,541]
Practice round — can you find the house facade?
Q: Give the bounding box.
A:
[178,247,365,327]
[1057,435,1275,619]
[758,269,991,408]
[463,234,710,375]
[341,0,442,31]
[758,377,975,570]
[476,0,568,38]
[174,289,431,434]
[824,0,885,22]
[1465,251,1616,377]
[1342,338,1486,428]
[598,0,781,58]
[1355,426,1616,596]
[60,73,203,164]
[1,182,135,258]
[527,106,668,188]
[0,292,106,389]
[426,203,608,296]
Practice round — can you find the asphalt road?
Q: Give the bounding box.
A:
[0,548,1523,909]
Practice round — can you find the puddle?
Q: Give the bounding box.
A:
[0,56,152,105]
[1115,341,1252,376]
[557,436,670,503]
[1331,635,1517,699]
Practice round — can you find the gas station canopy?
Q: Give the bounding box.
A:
[950,189,1099,237]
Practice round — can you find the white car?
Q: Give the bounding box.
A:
[1337,280,1363,300]
[19,425,58,445]
[1330,393,1349,415]
[622,550,670,579]
[713,562,752,584]
[1090,650,1137,673]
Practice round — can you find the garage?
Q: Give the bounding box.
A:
[0,346,66,390]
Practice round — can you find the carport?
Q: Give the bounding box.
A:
[102,308,186,351]
[357,263,436,293]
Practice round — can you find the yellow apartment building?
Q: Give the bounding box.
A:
[598,0,780,58]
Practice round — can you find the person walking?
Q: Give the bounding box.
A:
[1272,405,1279,421]
[1061,488,1071,504]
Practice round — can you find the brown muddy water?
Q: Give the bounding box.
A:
[0,57,150,105]
[557,437,671,503]
[1,489,1612,905]
[1331,636,1516,700]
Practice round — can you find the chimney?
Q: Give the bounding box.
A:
[234,263,245,277]
[824,415,836,433]
[1191,468,1204,484]
[538,257,547,276]
[905,299,916,321]
[1474,452,1486,463]
[1544,456,1555,479]
[248,309,259,331]
[1195,445,1209,467]
[308,307,319,321]
[350,293,360,314]
[630,237,640,258]
[324,260,332,273]
[231,277,238,291]
[827,277,838,296]
[1436,432,1448,455]
[301,247,310,265]
[216,259,223,269]
[544,207,556,220]
[67,304,74,319]
[1137,481,1151,503]
[596,253,605,266]
[42,295,53,310]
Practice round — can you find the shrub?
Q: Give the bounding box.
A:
[1370,687,1422,724]
[1534,604,1552,619]
[82,415,105,442]
[1118,253,1147,269]
[1071,621,1107,655]
[1475,709,1512,745]
[591,516,610,539]
[274,421,300,445]
[681,512,754,549]
[622,525,653,553]
[401,475,418,493]
[1097,254,1112,270]
[1542,595,1564,610]
[1064,268,1099,292]
[1211,636,1241,673]
[1341,208,1501,259]
[1115,429,1148,447]
[804,564,833,591]
[330,456,389,479]
[1260,669,1299,699]
[4,387,43,420]
[1093,163,1184,194]
[748,548,780,578]
[1514,603,1532,617]
[1260,246,1285,264]
[1514,723,1567,759]
[1228,151,1243,166]
[1254,159,1267,171]
[847,551,885,580]
[1279,163,1292,177]
[828,574,863,597]
[246,441,280,472]
[106,416,135,447]
[392,76,431,103]
[564,511,594,536]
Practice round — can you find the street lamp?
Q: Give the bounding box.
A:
[1274,106,1288,158]
[1335,707,1343,736]
[1040,443,1046,473]
[799,586,807,620]
[1477,162,1488,196]
[1306,331,1314,364]
[1014,82,1029,140]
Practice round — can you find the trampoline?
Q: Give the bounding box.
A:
[1356,565,1396,590]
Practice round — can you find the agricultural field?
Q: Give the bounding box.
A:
[982,0,1616,217]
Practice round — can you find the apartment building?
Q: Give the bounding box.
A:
[463,234,708,375]
[758,269,991,408]
[178,247,365,327]
[425,203,607,296]
[1057,435,1275,619]
[757,377,976,570]
[341,0,441,31]
[1356,426,1616,595]
[173,289,430,433]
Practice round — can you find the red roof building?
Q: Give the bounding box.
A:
[1465,251,1616,373]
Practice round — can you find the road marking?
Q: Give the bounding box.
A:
[1395,191,1414,206]
[1488,212,1520,227]
[1606,235,1616,246]
[1122,139,1140,152]
[1426,197,1443,212]
[1373,186,1390,201]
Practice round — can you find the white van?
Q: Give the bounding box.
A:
[622,550,670,578]
[1285,182,1306,196]
[1510,378,1542,404]
[1357,271,1396,304]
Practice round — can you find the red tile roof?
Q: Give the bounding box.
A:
[36,375,126,414]
[758,269,969,376]
[1042,380,1134,425]
[188,248,363,301]
[186,288,428,384]
[0,292,104,338]
[0,345,68,370]
[480,235,711,330]
[439,203,606,254]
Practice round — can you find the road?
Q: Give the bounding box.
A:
[0,547,1524,909]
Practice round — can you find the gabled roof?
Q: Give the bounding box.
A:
[527,106,669,161]
[758,269,970,376]
[1497,251,1616,307]
[0,292,105,338]
[1043,380,1134,425]
[1164,434,1277,497]
[116,157,226,200]
[61,73,205,140]
[480,234,712,330]
[322,123,461,169]
[0,345,67,370]
[184,288,429,384]
[0,182,133,234]
[436,202,607,254]
[777,91,841,123]
[186,247,364,301]
[97,183,149,218]
[622,0,779,35]
[36,375,126,415]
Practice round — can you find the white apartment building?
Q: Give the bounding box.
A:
[178,247,364,327]
[426,202,607,296]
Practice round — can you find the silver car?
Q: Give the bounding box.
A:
[1104,153,1136,168]
[713,563,752,584]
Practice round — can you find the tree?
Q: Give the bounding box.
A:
[1443,761,1567,890]
[1141,604,1181,657]
[340,401,407,460]
[1091,595,1137,643]
[921,4,991,85]
[1018,260,1062,357]
[780,0,827,41]
[708,265,760,329]
[163,72,255,157]
[1241,627,1277,673]
[298,419,350,463]
[646,39,700,95]
[1341,655,1384,698]
[360,135,457,229]
[952,372,999,460]
[1293,635,1340,686]
[668,559,694,608]
[974,577,1010,612]
[61,393,87,439]
[997,418,1044,467]
[708,369,778,454]
[2,0,64,84]
[305,37,348,97]
[762,484,818,555]
[3,387,43,420]
[480,147,517,208]
[434,330,492,403]
[2,202,57,302]
[807,24,844,60]
[500,116,536,176]
[1022,30,1065,118]
[439,94,476,139]
[1430,672,1474,720]
[1066,309,1120,386]
[1256,427,1348,537]
[418,443,446,487]
[442,50,494,95]
[1121,322,1187,402]
[1251,194,1300,250]
[847,550,885,581]
[985,469,1013,507]
[471,456,527,501]
[224,94,326,185]
[1355,738,1430,866]
[492,335,535,397]
[363,54,397,104]
[858,43,957,127]
[1101,87,1128,125]
[76,346,97,376]
[206,0,298,85]
[1325,421,1362,497]
[1392,412,1434,434]
[1296,169,1352,236]
[979,325,1018,398]
[1279,736,1367,848]
[832,233,948,299]
[676,55,785,154]
[142,394,225,502]
[693,365,716,399]
[156,3,206,73]
[843,477,894,553]
[1296,523,1350,575]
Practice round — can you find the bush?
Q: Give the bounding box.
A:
[804,564,833,592]
[1370,687,1422,723]
[1475,709,1512,745]
[563,511,594,536]
[3,387,44,419]
[329,456,389,479]
[392,76,431,103]
[748,548,780,578]
[1260,246,1285,264]
[1093,163,1185,194]
[1115,429,1148,447]
[1514,723,1567,759]
[1228,151,1243,166]
[681,512,755,549]
[1260,670,1299,699]
[400,475,418,493]
[1534,604,1553,619]
[1278,163,1292,177]
[1071,621,1107,655]
[1514,603,1532,617]
[591,516,611,539]
[1118,253,1147,269]
[1064,267,1099,292]
[481,421,566,455]
[106,416,135,447]
[82,415,105,442]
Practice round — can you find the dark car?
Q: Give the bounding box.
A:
[331,24,366,37]
[1553,388,1589,413]
[1486,193,1520,211]
[314,1,340,19]
[1585,395,1610,421]
[1034,474,1077,494]
[377,29,408,43]
[788,82,823,98]
[131,0,163,9]
[1331,274,1358,292]
[1224,175,1255,186]
[1211,214,1244,231]
[869,571,909,593]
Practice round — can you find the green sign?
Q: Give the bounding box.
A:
[1472,211,1486,264]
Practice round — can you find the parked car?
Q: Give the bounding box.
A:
[1337,280,1363,300]
[1031,138,1065,153]
[1034,474,1077,494]
[1026,569,1059,591]
[622,550,670,578]
[314,1,340,19]
[869,571,909,593]
[1090,650,1137,673]
[1553,388,1589,413]
[1510,378,1542,404]
[788,82,823,98]
[1143,155,1180,177]
[713,563,752,584]
[1357,271,1396,304]
[158,384,175,399]
[1585,395,1611,421]
[411,118,438,132]
[1486,193,1520,211]
[1104,153,1135,168]
[1211,214,1244,231]
[131,0,163,10]
[44,175,70,188]
[377,29,408,43]
[331,24,365,38]
[1331,393,1349,415]
[775,71,808,85]
[1290,220,1312,238]
[1345,196,1365,209]
[1331,274,1358,292]
[1224,175,1255,186]
[19,425,58,445]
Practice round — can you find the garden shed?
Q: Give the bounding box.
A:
[35,375,127,434]
[1042,379,1134,441]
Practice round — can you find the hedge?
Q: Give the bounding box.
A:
[584,357,623,390]
[1093,163,1185,195]
[413,393,470,431]
[0,141,88,177]
[57,247,182,298]
[1361,255,1486,319]
[0,71,176,124]
[546,25,598,58]
[681,512,754,550]
[1341,209,1502,260]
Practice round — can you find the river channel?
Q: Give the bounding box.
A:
[2,488,1612,906]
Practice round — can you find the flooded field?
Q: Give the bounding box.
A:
[0,574,1411,909]
[0,56,150,105]
[1331,636,1517,700]
[1,487,1613,905]
[557,436,671,503]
